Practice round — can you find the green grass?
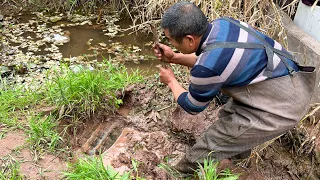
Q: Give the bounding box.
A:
[0,80,41,127]
[194,158,239,180]
[45,62,142,119]
[26,115,63,153]
[0,155,24,180]
[64,155,131,180]
[159,158,239,180]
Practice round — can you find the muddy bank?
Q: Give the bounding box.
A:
[258,140,320,179]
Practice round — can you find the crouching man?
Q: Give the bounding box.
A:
[153,1,316,173]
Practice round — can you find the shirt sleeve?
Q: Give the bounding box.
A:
[177,65,225,115]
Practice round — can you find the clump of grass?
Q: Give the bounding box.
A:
[0,155,24,180]
[26,115,63,153]
[45,62,142,119]
[195,158,239,180]
[159,157,239,180]
[0,80,41,127]
[64,155,131,180]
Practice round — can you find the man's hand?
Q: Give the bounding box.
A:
[157,66,187,101]
[153,43,175,63]
[158,66,176,85]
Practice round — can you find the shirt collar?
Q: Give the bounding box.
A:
[195,23,212,56]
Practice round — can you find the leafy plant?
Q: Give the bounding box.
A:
[26,115,63,153]
[64,155,131,180]
[45,62,142,119]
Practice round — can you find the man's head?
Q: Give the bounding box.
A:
[161,2,208,54]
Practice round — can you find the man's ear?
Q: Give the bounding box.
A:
[186,35,195,47]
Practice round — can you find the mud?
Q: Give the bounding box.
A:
[68,115,126,155]
[0,131,26,157]
[170,106,220,140]
[257,140,320,179]
[17,149,67,179]
[102,128,186,179]
[0,131,67,179]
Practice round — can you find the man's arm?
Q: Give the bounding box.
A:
[168,78,186,101]
[158,65,221,115]
[171,53,197,68]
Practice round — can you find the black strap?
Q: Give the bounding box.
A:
[202,17,296,76]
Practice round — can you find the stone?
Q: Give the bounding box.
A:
[281,11,320,103]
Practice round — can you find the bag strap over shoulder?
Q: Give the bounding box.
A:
[202,17,296,77]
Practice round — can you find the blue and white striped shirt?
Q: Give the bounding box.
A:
[177,17,299,115]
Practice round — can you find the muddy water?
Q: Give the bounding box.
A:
[57,20,162,75]
[14,14,162,75]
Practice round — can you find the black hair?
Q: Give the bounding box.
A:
[161,1,208,43]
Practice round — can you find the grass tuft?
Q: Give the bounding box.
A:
[159,157,239,180]
[195,158,239,180]
[26,115,63,153]
[0,155,24,180]
[64,155,131,180]
[44,61,142,119]
[0,80,41,127]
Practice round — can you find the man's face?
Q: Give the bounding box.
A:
[163,29,195,54]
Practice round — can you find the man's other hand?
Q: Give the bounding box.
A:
[153,43,175,63]
[158,66,175,85]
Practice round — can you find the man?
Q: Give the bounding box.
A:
[153,1,316,173]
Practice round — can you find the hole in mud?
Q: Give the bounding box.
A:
[63,116,126,156]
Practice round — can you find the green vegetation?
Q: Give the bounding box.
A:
[0,80,41,127]
[195,158,239,180]
[45,62,142,119]
[26,115,63,153]
[131,159,146,180]
[64,155,131,180]
[158,158,239,180]
[0,155,24,180]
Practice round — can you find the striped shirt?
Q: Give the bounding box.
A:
[177,17,299,115]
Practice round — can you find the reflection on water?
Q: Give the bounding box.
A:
[57,21,161,75]
[125,60,163,76]
[16,14,163,75]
